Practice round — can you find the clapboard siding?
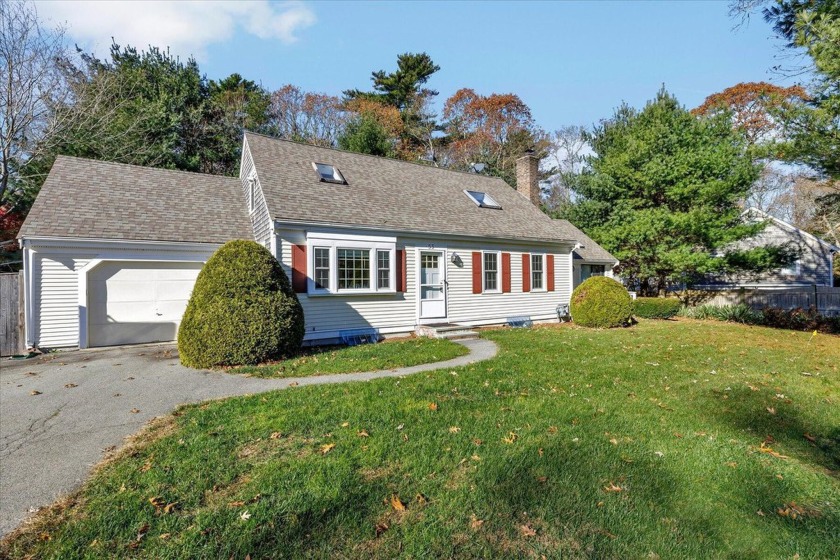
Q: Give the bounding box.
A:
[445,240,571,325]
[33,254,93,347]
[240,137,273,249]
[279,237,417,339]
[26,242,219,349]
[277,229,573,340]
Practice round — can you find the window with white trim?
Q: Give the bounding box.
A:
[483,251,500,292]
[377,250,390,289]
[531,253,545,290]
[313,247,330,290]
[779,258,801,276]
[248,177,257,213]
[306,234,395,295]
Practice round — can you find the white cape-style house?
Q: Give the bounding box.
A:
[18,133,617,349]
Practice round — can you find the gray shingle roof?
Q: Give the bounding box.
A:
[245,132,576,244]
[551,219,618,263]
[19,156,253,244]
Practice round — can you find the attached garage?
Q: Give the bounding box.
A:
[86,261,204,347]
[18,156,253,350]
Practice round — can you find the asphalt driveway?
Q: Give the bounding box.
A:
[0,338,496,537]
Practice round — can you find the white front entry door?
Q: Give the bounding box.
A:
[418,250,446,320]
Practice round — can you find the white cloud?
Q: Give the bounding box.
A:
[35,1,316,60]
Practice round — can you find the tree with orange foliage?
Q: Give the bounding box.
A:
[692,82,807,147]
[443,88,546,187]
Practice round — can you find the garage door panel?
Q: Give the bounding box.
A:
[88,261,203,347]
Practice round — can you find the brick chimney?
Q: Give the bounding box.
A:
[516,152,540,207]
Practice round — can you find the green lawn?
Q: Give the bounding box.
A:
[231,337,468,378]
[3,320,838,559]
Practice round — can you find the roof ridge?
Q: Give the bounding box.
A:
[54,155,240,182]
[243,130,513,185]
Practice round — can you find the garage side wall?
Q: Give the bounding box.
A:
[24,240,220,349]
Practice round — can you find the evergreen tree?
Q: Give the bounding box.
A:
[567,89,793,295]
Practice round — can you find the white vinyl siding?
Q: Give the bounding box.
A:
[278,227,574,341]
[25,241,217,349]
[239,137,272,249]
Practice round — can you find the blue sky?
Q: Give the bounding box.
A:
[38,0,795,132]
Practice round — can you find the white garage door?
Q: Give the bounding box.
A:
[88,261,204,347]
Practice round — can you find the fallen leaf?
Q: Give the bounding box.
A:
[470,515,484,529]
[64,383,78,388]
[449,426,460,433]
[240,510,251,521]
[375,522,389,536]
[609,438,618,445]
[803,433,816,443]
[390,494,406,512]
[341,422,349,427]
[228,500,246,508]
[414,493,428,505]
[320,443,336,455]
[547,426,558,434]
[148,496,164,508]
[726,462,738,468]
[766,407,776,415]
[270,432,282,439]
[30,390,42,396]
[537,476,548,484]
[603,482,623,493]
[163,502,178,514]
[428,402,438,411]
[502,432,518,444]
[358,430,370,438]
[130,408,140,414]
[159,533,170,540]
[519,524,537,537]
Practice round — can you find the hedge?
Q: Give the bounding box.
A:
[632,297,682,319]
[570,276,633,328]
[178,240,305,368]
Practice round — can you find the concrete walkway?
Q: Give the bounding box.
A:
[0,338,497,537]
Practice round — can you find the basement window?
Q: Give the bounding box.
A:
[464,189,501,209]
[312,162,347,184]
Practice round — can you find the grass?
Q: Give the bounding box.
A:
[3,319,838,559]
[230,337,468,378]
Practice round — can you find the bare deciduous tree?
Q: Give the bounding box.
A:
[0,0,68,207]
[544,125,588,213]
[267,84,345,147]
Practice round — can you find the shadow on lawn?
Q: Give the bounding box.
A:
[712,386,839,476]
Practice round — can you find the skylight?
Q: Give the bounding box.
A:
[312,162,347,184]
[464,189,502,209]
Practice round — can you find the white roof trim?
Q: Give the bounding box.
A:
[742,207,840,252]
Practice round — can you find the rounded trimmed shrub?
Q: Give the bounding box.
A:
[570,276,632,328]
[632,297,682,319]
[178,240,304,368]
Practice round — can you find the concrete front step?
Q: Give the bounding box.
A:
[416,323,479,340]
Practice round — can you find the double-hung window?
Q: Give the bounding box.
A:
[531,253,545,290]
[307,234,395,294]
[483,251,500,292]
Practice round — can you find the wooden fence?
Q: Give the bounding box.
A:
[1,272,25,356]
[705,286,840,316]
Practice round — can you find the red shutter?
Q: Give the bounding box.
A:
[472,252,482,294]
[522,253,531,292]
[292,244,307,293]
[546,254,555,292]
[396,249,406,292]
[502,252,511,293]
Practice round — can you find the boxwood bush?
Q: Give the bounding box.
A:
[178,240,305,368]
[570,276,633,328]
[633,297,682,319]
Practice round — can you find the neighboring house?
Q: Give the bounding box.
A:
[701,207,838,289]
[551,222,619,288]
[18,132,617,349]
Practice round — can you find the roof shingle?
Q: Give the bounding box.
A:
[19,156,253,244]
[245,132,576,244]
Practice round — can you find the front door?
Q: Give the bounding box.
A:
[419,250,446,319]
